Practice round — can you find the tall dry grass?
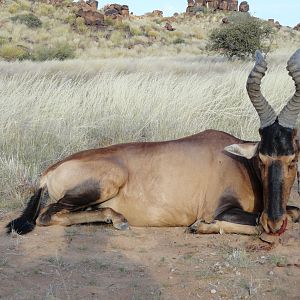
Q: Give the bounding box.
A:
[0,49,298,211]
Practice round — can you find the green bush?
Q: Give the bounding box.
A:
[33,43,75,61]
[11,14,42,28]
[0,44,30,61]
[173,37,185,44]
[208,14,275,59]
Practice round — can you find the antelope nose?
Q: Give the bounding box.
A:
[267,217,287,234]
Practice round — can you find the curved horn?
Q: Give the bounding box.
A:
[246,50,277,128]
[278,49,300,128]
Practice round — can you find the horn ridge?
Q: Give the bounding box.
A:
[246,50,277,128]
[278,48,300,128]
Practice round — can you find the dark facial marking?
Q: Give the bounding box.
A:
[259,121,295,156]
[267,160,284,221]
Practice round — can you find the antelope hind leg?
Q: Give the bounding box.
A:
[37,207,129,230]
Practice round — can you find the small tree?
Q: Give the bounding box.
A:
[11,14,42,28]
[208,14,275,59]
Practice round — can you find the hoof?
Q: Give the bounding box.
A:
[186,219,206,234]
[36,214,51,226]
[186,225,198,234]
[113,221,129,230]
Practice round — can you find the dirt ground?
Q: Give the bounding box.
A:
[0,206,299,300]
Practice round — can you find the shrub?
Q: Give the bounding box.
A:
[114,21,130,32]
[130,25,143,36]
[33,43,75,61]
[8,2,22,14]
[173,37,185,44]
[0,44,30,61]
[208,14,275,59]
[75,17,88,33]
[35,3,55,16]
[0,37,7,46]
[110,31,124,46]
[11,14,42,28]
[147,30,159,38]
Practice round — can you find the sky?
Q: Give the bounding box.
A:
[122,0,300,27]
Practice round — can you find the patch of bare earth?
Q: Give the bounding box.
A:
[0,211,299,300]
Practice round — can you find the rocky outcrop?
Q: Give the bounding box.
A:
[144,10,164,17]
[75,2,130,24]
[75,0,104,26]
[104,4,130,18]
[152,10,163,17]
[268,19,282,29]
[186,0,247,14]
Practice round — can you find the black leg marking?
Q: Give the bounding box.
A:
[215,208,259,226]
[38,180,101,225]
[58,179,101,208]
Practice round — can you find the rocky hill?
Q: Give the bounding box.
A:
[0,0,299,61]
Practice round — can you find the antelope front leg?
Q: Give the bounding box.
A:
[187,219,260,235]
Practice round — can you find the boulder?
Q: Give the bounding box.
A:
[219,1,228,10]
[152,10,163,17]
[121,9,129,16]
[268,19,282,29]
[274,21,281,29]
[105,8,119,16]
[195,0,205,6]
[239,1,249,12]
[206,0,219,10]
[86,0,98,10]
[106,3,122,12]
[121,5,129,10]
[187,0,195,7]
[76,8,104,25]
[104,3,130,18]
[228,0,238,11]
[164,22,175,31]
[76,0,97,12]
[294,23,300,31]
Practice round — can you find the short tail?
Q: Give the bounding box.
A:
[6,188,45,235]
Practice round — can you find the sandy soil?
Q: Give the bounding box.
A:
[0,209,299,300]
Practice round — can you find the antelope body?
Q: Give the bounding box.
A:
[7,50,300,236]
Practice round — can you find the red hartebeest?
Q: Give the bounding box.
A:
[7,49,300,236]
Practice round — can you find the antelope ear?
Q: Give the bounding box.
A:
[224,143,259,159]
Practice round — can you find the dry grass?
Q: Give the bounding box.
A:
[1,0,300,60]
[0,48,298,210]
